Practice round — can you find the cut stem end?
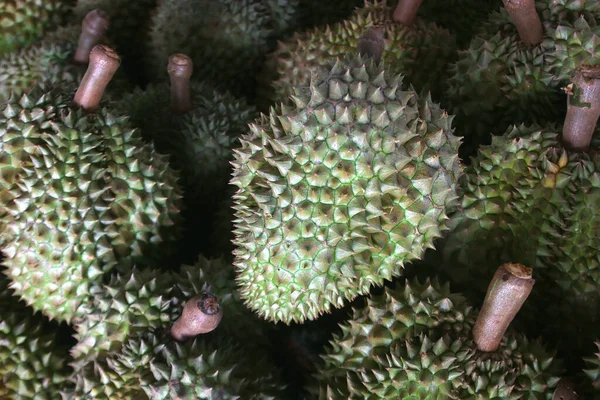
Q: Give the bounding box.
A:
[472,263,535,352]
[562,65,600,152]
[74,9,110,64]
[503,0,544,45]
[73,45,120,112]
[392,0,424,27]
[168,53,193,113]
[170,292,223,341]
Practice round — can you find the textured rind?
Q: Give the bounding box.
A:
[0,0,74,55]
[0,88,183,323]
[584,341,600,392]
[0,276,74,399]
[445,0,600,158]
[148,0,293,98]
[260,0,457,108]
[314,278,561,399]
[231,55,462,324]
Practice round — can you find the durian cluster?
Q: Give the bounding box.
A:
[1,0,600,399]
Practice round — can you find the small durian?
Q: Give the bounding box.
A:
[0,0,75,55]
[315,263,562,398]
[0,9,116,104]
[0,45,182,323]
[230,29,462,324]
[439,65,600,367]
[0,275,74,398]
[147,0,297,99]
[259,0,457,109]
[446,0,600,158]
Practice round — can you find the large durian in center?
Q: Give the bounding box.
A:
[231,55,462,324]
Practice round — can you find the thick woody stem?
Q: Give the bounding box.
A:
[562,65,600,152]
[74,9,110,64]
[503,0,543,46]
[357,26,385,63]
[168,53,193,113]
[170,293,223,341]
[392,0,423,27]
[73,45,120,112]
[472,263,535,352]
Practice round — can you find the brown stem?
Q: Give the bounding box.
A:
[74,9,110,64]
[73,45,120,112]
[392,0,423,27]
[502,0,543,45]
[562,65,600,152]
[357,26,385,63]
[472,263,535,352]
[167,53,193,113]
[170,292,223,341]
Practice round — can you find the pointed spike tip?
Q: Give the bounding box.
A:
[74,9,110,63]
[357,26,385,63]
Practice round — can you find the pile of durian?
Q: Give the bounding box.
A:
[2,0,600,398]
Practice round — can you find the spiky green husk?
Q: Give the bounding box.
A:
[148,0,294,98]
[314,278,561,399]
[418,0,499,47]
[72,0,157,84]
[260,0,457,108]
[0,0,74,55]
[584,341,600,392]
[231,55,462,324]
[446,0,600,158]
[0,276,73,399]
[0,87,182,323]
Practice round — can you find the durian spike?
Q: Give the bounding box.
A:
[74,9,110,64]
[167,53,193,113]
[392,0,423,27]
[73,45,120,112]
[170,292,223,341]
[472,263,535,352]
[502,0,543,46]
[357,26,385,63]
[562,65,600,152]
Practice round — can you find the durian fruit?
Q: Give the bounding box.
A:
[417,0,500,47]
[584,341,600,393]
[147,0,298,99]
[446,0,600,158]
[0,9,122,104]
[0,275,74,398]
[231,30,462,324]
[115,53,258,260]
[259,0,457,109]
[314,263,562,398]
[0,0,75,55]
[438,65,600,368]
[0,45,182,323]
[71,0,158,85]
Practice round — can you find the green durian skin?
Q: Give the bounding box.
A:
[231,55,462,324]
[315,278,561,399]
[0,0,75,56]
[0,276,74,399]
[260,0,457,109]
[445,0,600,159]
[0,87,182,323]
[584,341,600,395]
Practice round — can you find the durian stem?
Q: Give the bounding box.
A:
[73,45,120,112]
[502,0,543,46]
[168,53,193,113]
[392,0,423,27]
[74,9,110,64]
[357,27,385,63]
[170,292,223,341]
[472,263,535,352]
[562,65,600,152]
